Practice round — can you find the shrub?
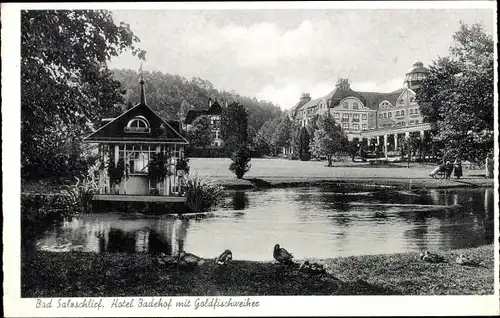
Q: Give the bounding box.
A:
[229,146,252,179]
[184,176,224,213]
[175,157,190,175]
[59,174,99,215]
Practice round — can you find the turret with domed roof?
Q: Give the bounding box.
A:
[403,61,430,91]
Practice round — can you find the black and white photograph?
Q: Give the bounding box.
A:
[2,1,498,316]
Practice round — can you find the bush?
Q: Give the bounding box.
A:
[229,146,252,179]
[184,176,224,213]
[59,175,99,214]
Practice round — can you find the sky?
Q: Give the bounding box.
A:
[108,9,494,109]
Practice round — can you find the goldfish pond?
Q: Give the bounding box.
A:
[31,186,494,261]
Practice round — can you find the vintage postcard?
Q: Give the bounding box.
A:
[2,1,498,316]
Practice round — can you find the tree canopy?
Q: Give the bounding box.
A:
[310,113,347,166]
[417,22,494,163]
[21,10,145,178]
[187,115,213,150]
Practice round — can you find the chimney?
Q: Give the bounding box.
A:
[335,78,350,90]
[300,93,311,103]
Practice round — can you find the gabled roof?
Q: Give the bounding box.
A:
[185,99,224,124]
[83,102,188,144]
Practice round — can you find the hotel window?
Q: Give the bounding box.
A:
[353,102,359,109]
[342,113,349,119]
[353,124,359,130]
[383,113,387,118]
[343,102,348,108]
[353,114,359,121]
[362,114,367,120]
[399,99,404,105]
[334,113,340,119]
[410,96,415,103]
[388,112,392,117]
[342,123,349,130]
[396,111,400,116]
[400,110,404,116]
[409,109,414,114]
[379,113,383,119]
[362,124,367,130]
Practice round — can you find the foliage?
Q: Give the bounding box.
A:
[112,69,282,132]
[176,157,190,175]
[59,175,99,214]
[148,153,172,181]
[184,177,224,212]
[399,135,422,167]
[311,113,347,166]
[21,10,145,178]
[275,115,294,149]
[255,116,282,156]
[187,115,213,150]
[107,158,129,184]
[298,127,311,161]
[221,102,249,153]
[229,146,252,179]
[417,22,494,164]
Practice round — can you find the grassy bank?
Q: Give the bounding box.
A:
[22,245,493,297]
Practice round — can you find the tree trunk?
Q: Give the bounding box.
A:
[327,155,332,167]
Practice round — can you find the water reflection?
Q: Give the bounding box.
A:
[231,191,248,211]
[35,187,494,261]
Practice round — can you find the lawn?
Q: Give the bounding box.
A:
[189,158,493,189]
[22,245,493,297]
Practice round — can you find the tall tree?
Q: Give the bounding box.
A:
[187,115,213,150]
[220,102,249,153]
[417,22,494,164]
[21,10,145,178]
[311,113,347,166]
[298,126,311,161]
[221,102,252,178]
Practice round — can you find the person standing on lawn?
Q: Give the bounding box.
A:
[453,158,463,179]
[445,160,453,180]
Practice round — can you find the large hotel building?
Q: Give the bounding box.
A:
[289,62,432,156]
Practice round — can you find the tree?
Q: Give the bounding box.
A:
[220,102,252,177]
[417,22,494,164]
[275,115,294,150]
[229,146,252,179]
[221,102,250,153]
[21,10,145,178]
[298,127,311,161]
[187,115,213,150]
[310,113,347,166]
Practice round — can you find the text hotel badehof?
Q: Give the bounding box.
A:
[289,62,432,149]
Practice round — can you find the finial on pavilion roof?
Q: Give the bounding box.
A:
[139,62,146,105]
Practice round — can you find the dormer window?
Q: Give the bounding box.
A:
[125,116,150,133]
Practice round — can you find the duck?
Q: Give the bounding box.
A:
[273,244,294,265]
[215,249,233,266]
[178,251,205,268]
[456,254,483,267]
[420,250,447,263]
[157,252,177,266]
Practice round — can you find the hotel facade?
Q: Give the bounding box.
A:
[289,62,432,156]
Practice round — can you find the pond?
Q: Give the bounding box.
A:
[33,186,494,261]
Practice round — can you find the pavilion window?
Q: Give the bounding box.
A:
[362,114,367,120]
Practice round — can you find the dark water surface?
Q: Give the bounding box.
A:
[34,187,494,261]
